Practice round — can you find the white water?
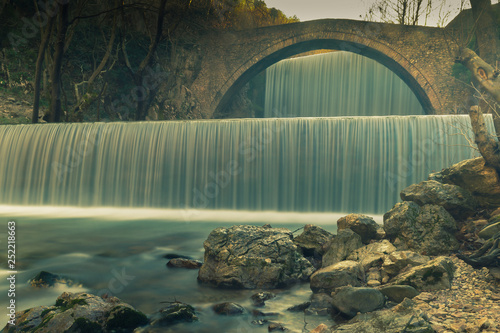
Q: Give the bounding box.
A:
[0,115,491,214]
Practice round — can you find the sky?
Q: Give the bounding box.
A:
[264,0,498,26]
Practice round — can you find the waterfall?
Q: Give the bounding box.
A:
[0,115,491,213]
[265,51,425,117]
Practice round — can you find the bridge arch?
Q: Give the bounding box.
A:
[210,21,443,117]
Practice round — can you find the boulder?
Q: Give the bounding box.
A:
[286,302,311,312]
[400,180,477,220]
[337,214,380,244]
[429,157,500,208]
[310,260,365,293]
[212,302,245,315]
[293,224,334,257]
[330,299,433,332]
[346,240,397,271]
[381,250,430,277]
[2,292,148,333]
[478,221,500,240]
[166,258,202,269]
[322,229,363,268]
[383,201,459,255]
[331,286,385,318]
[379,285,419,303]
[198,225,314,289]
[149,302,198,326]
[390,256,455,292]
[251,291,276,307]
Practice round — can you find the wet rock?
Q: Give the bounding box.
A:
[337,214,380,244]
[384,201,459,255]
[489,267,500,280]
[322,229,362,268]
[346,240,397,271]
[286,301,311,312]
[429,157,500,208]
[212,302,245,315]
[149,302,198,326]
[251,291,276,307]
[166,258,202,269]
[198,225,314,289]
[390,256,455,292]
[268,322,288,331]
[310,260,364,293]
[400,180,477,220]
[29,271,73,288]
[331,286,385,318]
[381,250,430,277]
[2,292,148,333]
[293,224,333,257]
[379,285,419,303]
[478,221,500,239]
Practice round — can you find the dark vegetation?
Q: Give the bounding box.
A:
[0,0,297,123]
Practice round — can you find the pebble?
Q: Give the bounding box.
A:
[412,256,499,333]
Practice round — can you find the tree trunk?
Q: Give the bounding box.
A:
[33,16,55,123]
[134,0,167,120]
[470,0,498,65]
[49,3,69,123]
[457,48,500,171]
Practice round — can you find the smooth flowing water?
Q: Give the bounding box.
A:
[0,208,351,331]
[265,51,425,117]
[0,115,490,214]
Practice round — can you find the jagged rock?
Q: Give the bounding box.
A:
[337,214,380,244]
[429,157,500,208]
[251,292,276,307]
[212,302,245,315]
[390,256,455,292]
[310,260,365,293]
[400,180,478,220]
[331,286,385,318]
[331,299,433,332]
[381,250,430,277]
[478,221,500,240]
[149,302,198,326]
[379,285,420,303]
[293,224,333,257]
[166,258,202,269]
[2,292,148,333]
[346,240,397,270]
[384,201,459,255]
[198,225,314,289]
[322,229,363,268]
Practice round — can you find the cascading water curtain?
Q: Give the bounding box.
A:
[265,51,425,117]
[0,115,491,214]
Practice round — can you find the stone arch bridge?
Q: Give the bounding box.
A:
[190,19,467,118]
